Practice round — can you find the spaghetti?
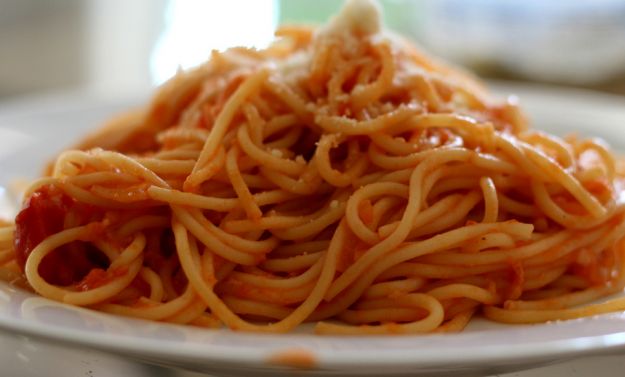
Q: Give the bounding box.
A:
[2,0,625,334]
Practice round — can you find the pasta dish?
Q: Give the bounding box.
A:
[2,0,625,334]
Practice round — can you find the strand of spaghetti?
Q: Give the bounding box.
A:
[157,128,208,147]
[377,193,466,238]
[376,262,501,280]
[368,196,403,230]
[246,95,274,120]
[354,297,420,311]
[522,143,606,217]
[435,309,476,333]
[575,138,616,180]
[316,103,419,135]
[237,125,305,176]
[135,159,196,175]
[522,266,568,291]
[166,298,208,324]
[427,284,499,305]
[272,240,330,257]
[337,308,426,325]
[461,232,515,253]
[497,192,540,217]
[186,208,279,253]
[171,216,344,332]
[153,149,201,160]
[92,239,122,262]
[115,215,170,237]
[408,114,495,150]
[263,114,301,138]
[325,221,536,318]
[314,134,369,187]
[242,103,264,144]
[158,260,180,301]
[480,177,498,223]
[225,145,262,220]
[262,77,312,123]
[521,223,618,267]
[56,181,139,209]
[25,228,144,305]
[519,131,575,170]
[189,145,227,190]
[443,298,480,321]
[427,177,478,199]
[213,169,275,189]
[187,68,269,188]
[403,73,443,111]
[90,184,150,203]
[94,150,170,188]
[350,41,394,109]
[219,279,316,305]
[200,250,218,286]
[221,295,291,320]
[504,284,617,310]
[326,149,474,300]
[139,267,164,302]
[531,180,616,229]
[405,191,486,239]
[436,164,499,180]
[147,186,298,211]
[222,215,311,233]
[52,150,110,178]
[535,216,624,262]
[352,168,413,188]
[483,296,625,324]
[170,206,258,265]
[260,165,323,195]
[362,278,426,299]
[494,134,553,182]
[66,171,141,187]
[265,127,302,149]
[327,59,359,109]
[315,293,444,335]
[307,36,332,97]
[421,168,452,205]
[0,249,14,264]
[189,313,222,328]
[223,194,344,233]
[270,197,347,240]
[228,257,323,289]
[147,186,237,210]
[345,182,408,244]
[417,229,571,266]
[261,252,323,272]
[370,133,420,155]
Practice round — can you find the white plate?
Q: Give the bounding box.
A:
[1,86,625,377]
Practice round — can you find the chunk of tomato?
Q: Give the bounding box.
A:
[13,185,107,286]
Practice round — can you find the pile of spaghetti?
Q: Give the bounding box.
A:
[2,0,625,334]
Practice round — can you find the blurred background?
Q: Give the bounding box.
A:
[1,0,625,100]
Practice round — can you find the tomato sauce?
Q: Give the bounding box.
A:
[13,185,107,286]
[76,266,128,291]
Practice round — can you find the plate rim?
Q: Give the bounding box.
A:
[1,284,625,370]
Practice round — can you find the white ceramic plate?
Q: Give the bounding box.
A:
[1,85,625,377]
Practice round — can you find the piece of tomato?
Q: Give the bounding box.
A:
[13,185,106,286]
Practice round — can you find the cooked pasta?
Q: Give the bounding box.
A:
[1,0,625,334]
